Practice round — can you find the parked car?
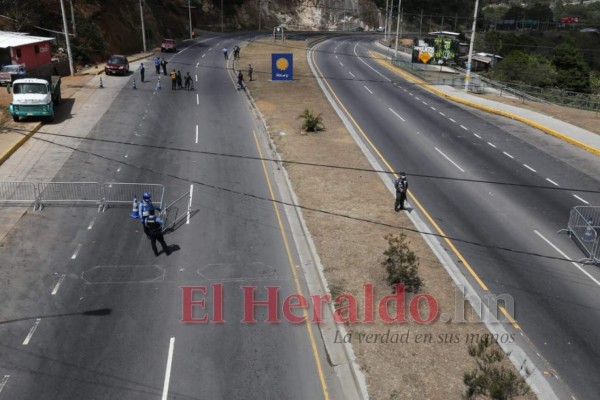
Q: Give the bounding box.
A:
[161,39,177,52]
[104,55,129,76]
[356,26,365,31]
[0,64,25,86]
[376,26,384,32]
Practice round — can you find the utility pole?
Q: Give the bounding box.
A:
[384,0,389,40]
[258,0,261,31]
[188,0,193,38]
[59,0,74,76]
[140,0,146,52]
[420,9,423,37]
[394,0,401,58]
[69,0,76,37]
[465,0,480,92]
[222,0,224,32]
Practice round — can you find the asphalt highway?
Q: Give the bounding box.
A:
[0,35,344,399]
[311,36,600,400]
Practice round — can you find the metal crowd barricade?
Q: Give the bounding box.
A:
[0,181,39,209]
[160,191,190,232]
[102,183,165,211]
[36,182,103,211]
[562,206,600,265]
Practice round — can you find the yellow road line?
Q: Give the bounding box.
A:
[311,42,496,297]
[252,130,330,400]
[500,306,521,330]
[367,50,600,157]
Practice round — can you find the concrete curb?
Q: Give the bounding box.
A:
[0,122,42,166]
[367,48,600,157]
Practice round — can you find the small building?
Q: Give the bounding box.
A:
[0,31,55,70]
[460,52,503,72]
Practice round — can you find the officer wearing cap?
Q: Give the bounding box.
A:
[394,172,408,211]
[145,209,171,256]
[139,192,157,236]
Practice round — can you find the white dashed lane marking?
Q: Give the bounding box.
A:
[388,108,405,122]
[487,142,496,148]
[88,217,96,230]
[349,71,355,78]
[474,133,482,139]
[503,152,514,159]
[71,244,82,260]
[435,147,465,172]
[460,125,468,130]
[573,194,589,204]
[23,319,41,345]
[51,274,66,295]
[546,178,559,186]
[449,118,456,123]
[0,375,9,393]
[364,86,373,94]
[524,164,537,172]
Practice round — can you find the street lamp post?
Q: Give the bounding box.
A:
[139,0,146,52]
[258,0,261,31]
[384,0,389,41]
[59,0,74,76]
[464,0,480,92]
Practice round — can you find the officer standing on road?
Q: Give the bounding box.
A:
[139,192,157,236]
[222,48,228,60]
[145,209,171,256]
[184,72,192,90]
[248,64,253,81]
[140,63,145,82]
[161,58,168,76]
[237,70,244,90]
[154,57,161,74]
[394,172,408,211]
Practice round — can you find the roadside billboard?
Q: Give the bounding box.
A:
[412,38,459,65]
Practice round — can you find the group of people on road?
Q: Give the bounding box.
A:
[154,57,169,75]
[170,70,194,90]
[222,45,242,60]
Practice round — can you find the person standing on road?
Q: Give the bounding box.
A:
[140,63,145,82]
[154,57,161,74]
[184,72,192,90]
[222,48,228,60]
[248,64,253,81]
[138,192,156,236]
[161,58,168,76]
[177,70,183,89]
[145,209,171,256]
[237,70,244,90]
[394,172,408,211]
[170,69,177,90]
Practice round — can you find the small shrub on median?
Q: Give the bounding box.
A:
[298,109,324,132]
[382,233,422,292]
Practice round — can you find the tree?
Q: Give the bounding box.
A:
[489,51,557,87]
[552,40,591,92]
[382,234,422,293]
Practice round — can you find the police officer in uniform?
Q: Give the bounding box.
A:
[145,209,171,256]
[394,172,408,211]
[139,192,156,236]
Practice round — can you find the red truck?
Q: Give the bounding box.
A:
[161,39,177,53]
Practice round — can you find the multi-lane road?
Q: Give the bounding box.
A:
[1,31,599,400]
[311,36,600,399]
[0,34,347,399]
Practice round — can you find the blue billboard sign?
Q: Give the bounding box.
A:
[271,53,293,81]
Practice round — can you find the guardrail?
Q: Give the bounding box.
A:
[160,191,190,232]
[561,206,600,265]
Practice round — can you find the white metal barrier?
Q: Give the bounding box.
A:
[160,191,191,232]
[0,182,38,209]
[102,183,165,211]
[37,182,103,211]
[562,206,600,265]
